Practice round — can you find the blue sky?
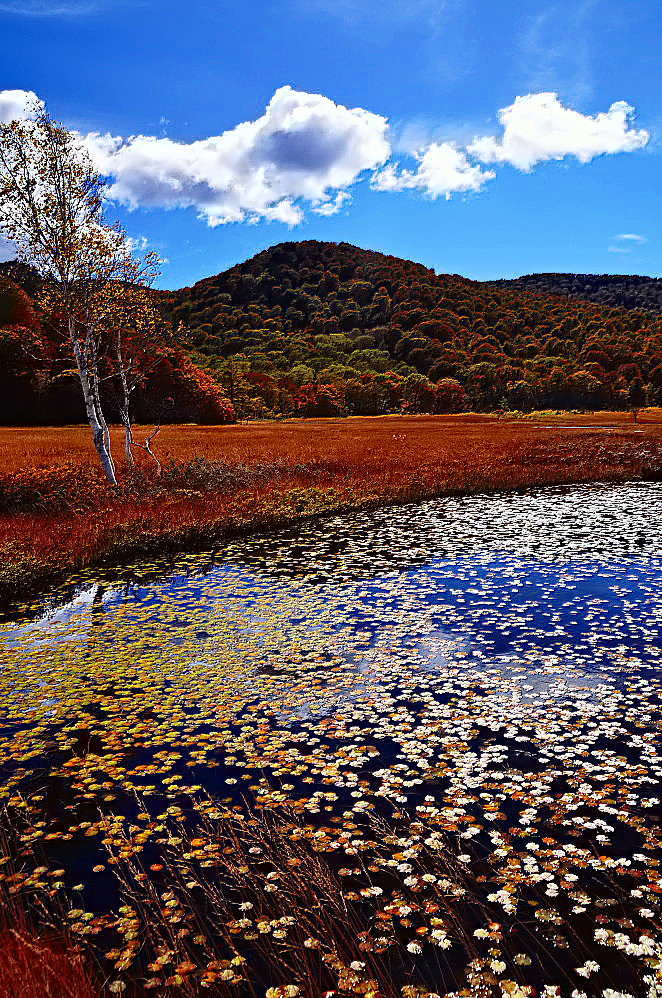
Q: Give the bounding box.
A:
[1,0,660,288]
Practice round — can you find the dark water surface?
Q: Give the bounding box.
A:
[0,482,660,996]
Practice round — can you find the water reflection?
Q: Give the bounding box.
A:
[4,483,662,717]
[0,483,660,994]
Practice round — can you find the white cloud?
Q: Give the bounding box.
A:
[83,86,390,227]
[608,232,646,254]
[124,234,150,253]
[0,87,652,228]
[372,141,494,199]
[0,89,44,123]
[468,92,649,171]
[311,190,351,216]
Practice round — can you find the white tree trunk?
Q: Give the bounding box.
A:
[91,419,117,485]
[69,320,117,485]
[116,362,135,469]
[120,405,135,469]
[92,381,115,475]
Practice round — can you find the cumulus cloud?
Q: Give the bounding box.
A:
[311,190,351,216]
[0,89,44,123]
[83,86,390,226]
[468,92,649,171]
[0,87,652,227]
[372,141,494,199]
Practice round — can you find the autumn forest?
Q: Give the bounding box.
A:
[2,240,662,426]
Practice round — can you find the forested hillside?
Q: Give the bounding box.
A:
[492,273,662,315]
[3,241,661,422]
[164,241,662,416]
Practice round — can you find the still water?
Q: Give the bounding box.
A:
[0,482,660,996]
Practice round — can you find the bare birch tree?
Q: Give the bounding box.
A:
[105,268,177,473]
[0,108,157,484]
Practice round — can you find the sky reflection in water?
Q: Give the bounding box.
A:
[0,482,660,996]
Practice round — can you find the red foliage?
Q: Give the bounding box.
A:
[142,350,235,424]
[434,377,467,412]
[0,279,235,425]
[0,278,37,329]
[292,383,345,417]
[0,278,45,373]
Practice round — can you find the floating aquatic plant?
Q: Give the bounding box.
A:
[0,483,660,996]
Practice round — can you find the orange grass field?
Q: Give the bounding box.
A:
[1,411,662,605]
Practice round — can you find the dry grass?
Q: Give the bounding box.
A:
[1,412,662,604]
[105,808,484,997]
[0,904,99,998]
[4,801,650,997]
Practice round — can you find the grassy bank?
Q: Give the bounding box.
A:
[1,413,662,606]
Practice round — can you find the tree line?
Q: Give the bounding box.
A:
[492,273,662,316]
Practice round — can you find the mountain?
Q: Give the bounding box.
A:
[3,242,661,420]
[163,241,662,414]
[491,273,662,315]
[0,260,43,298]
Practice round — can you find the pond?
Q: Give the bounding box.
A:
[0,482,660,997]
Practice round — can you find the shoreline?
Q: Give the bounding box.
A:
[2,413,661,611]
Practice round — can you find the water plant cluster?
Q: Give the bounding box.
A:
[0,483,660,997]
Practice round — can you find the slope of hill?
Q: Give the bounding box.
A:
[164,241,662,415]
[491,273,662,315]
[0,260,43,298]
